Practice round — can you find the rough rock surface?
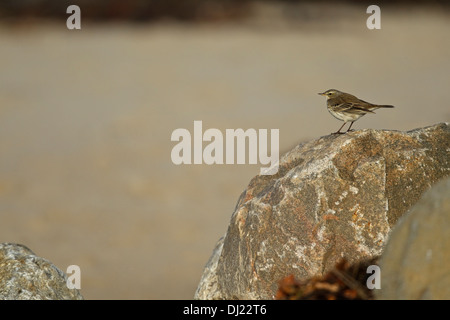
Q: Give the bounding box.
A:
[0,243,83,300]
[376,177,450,300]
[195,123,449,299]
[194,236,224,300]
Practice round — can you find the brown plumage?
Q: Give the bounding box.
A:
[318,89,394,134]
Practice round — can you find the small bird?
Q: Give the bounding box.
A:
[318,89,394,134]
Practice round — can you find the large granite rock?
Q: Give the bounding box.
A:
[376,177,450,300]
[195,236,225,300]
[195,123,449,299]
[0,243,83,300]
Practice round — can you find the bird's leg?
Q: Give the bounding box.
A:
[333,122,347,135]
[346,121,355,132]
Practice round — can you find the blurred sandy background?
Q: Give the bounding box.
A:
[0,1,449,299]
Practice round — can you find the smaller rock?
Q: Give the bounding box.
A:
[0,243,83,300]
[377,177,450,300]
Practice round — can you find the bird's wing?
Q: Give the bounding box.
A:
[350,103,376,113]
[330,102,353,111]
[331,101,376,114]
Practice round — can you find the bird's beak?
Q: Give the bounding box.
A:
[318,92,325,96]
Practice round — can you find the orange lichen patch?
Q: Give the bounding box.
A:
[323,214,339,221]
[243,191,253,203]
